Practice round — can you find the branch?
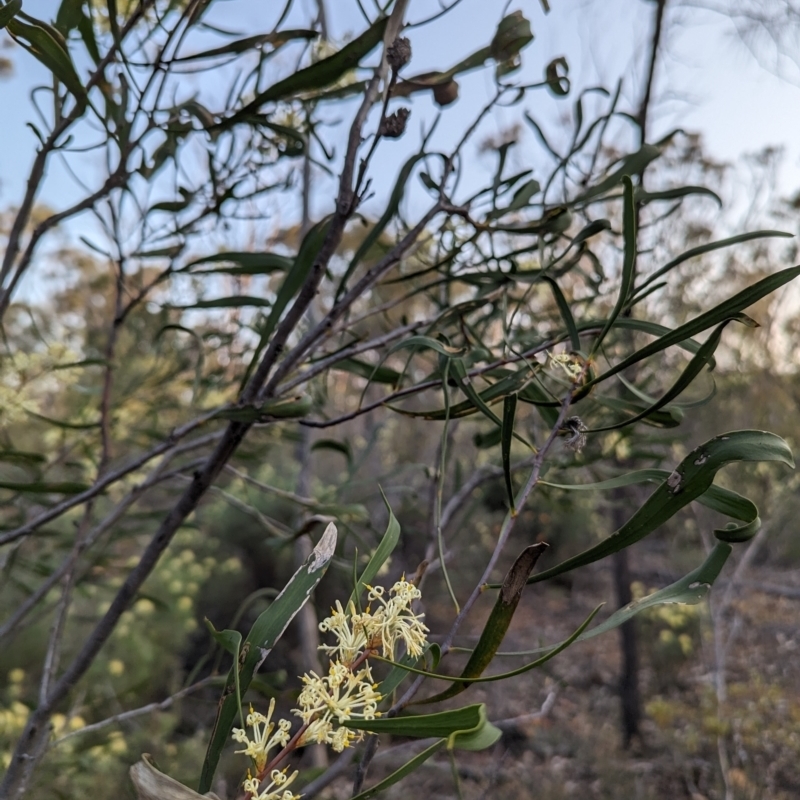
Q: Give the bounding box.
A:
[51,676,218,746]
[0,5,411,794]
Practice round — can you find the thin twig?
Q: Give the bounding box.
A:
[52,676,219,746]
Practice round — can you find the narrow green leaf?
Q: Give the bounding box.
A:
[240,218,331,390]
[450,359,502,428]
[544,56,569,96]
[485,178,541,220]
[571,218,611,246]
[421,544,547,705]
[349,491,400,607]
[591,175,636,353]
[573,143,662,204]
[25,411,100,429]
[167,296,272,310]
[344,703,499,748]
[635,230,793,298]
[590,266,800,386]
[213,394,312,422]
[349,740,445,800]
[588,318,736,432]
[588,392,683,428]
[198,523,338,794]
[386,335,468,359]
[55,0,82,34]
[0,450,47,466]
[0,0,23,29]
[204,622,245,728]
[501,394,517,510]
[541,275,580,351]
[378,644,440,698]
[229,16,388,121]
[582,543,731,639]
[175,29,317,61]
[527,430,793,586]
[539,470,759,542]
[331,357,402,386]
[310,439,352,466]
[636,184,721,206]
[184,252,293,275]
[8,14,87,106]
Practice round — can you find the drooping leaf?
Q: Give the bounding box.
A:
[591,175,636,353]
[213,394,312,422]
[527,430,793,586]
[501,394,517,509]
[228,17,388,121]
[634,230,794,298]
[174,29,317,61]
[636,184,721,206]
[574,143,662,204]
[240,217,332,389]
[591,266,800,386]
[0,0,23,30]
[588,317,742,432]
[344,703,501,751]
[512,544,732,660]
[419,544,547,705]
[310,438,352,466]
[544,56,569,96]
[204,622,244,728]
[8,13,87,106]
[541,275,580,351]
[183,251,293,276]
[167,297,272,310]
[331,357,402,386]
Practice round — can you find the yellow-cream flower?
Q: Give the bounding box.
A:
[232,699,292,771]
[243,767,300,800]
[294,663,381,752]
[318,600,369,665]
[365,579,428,659]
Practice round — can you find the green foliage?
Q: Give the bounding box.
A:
[0,1,799,799]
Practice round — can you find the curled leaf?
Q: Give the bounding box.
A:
[545,56,569,96]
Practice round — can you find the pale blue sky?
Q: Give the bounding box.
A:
[1,1,800,242]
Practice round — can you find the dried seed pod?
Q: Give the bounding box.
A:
[432,79,459,106]
[387,36,412,71]
[558,416,588,453]
[379,107,410,139]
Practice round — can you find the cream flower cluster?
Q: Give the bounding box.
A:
[232,699,292,771]
[232,577,428,798]
[243,767,300,800]
[295,661,381,752]
[318,578,429,665]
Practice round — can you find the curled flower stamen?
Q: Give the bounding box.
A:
[232,699,293,772]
